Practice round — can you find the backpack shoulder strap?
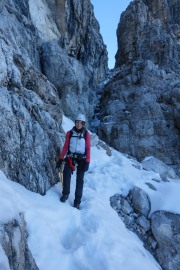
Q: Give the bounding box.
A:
[83,128,87,140]
[68,128,74,153]
[69,129,73,138]
[69,127,76,138]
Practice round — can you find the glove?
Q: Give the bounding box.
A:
[56,159,63,169]
[84,162,89,172]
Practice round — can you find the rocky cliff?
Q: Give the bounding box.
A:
[97,0,180,173]
[111,187,180,270]
[0,213,38,270]
[115,0,180,67]
[0,0,108,194]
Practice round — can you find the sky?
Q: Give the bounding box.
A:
[1,115,180,270]
[91,0,132,69]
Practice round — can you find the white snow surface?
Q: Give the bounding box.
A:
[0,115,180,270]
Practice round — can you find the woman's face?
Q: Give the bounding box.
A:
[75,120,83,130]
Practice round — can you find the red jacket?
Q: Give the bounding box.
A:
[60,130,91,163]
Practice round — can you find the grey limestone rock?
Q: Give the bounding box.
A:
[41,41,97,123]
[90,133,99,147]
[136,215,151,232]
[0,1,64,194]
[0,0,108,194]
[0,50,64,194]
[110,190,180,270]
[110,188,180,270]
[0,213,38,270]
[45,0,108,80]
[121,198,133,215]
[115,0,180,68]
[151,211,180,270]
[142,157,178,179]
[131,186,151,217]
[97,0,180,173]
[97,140,112,156]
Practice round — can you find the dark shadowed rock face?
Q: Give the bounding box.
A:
[97,0,180,170]
[115,0,180,67]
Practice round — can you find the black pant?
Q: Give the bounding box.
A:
[62,159,85,204]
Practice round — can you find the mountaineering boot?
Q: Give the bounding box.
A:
[60,194,69,202]
[74,202,80,210]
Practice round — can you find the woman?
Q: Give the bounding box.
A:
[56,114,90,209]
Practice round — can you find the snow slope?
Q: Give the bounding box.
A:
[0,116,180,270]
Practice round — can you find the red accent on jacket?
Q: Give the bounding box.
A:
[60,130,91,163]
